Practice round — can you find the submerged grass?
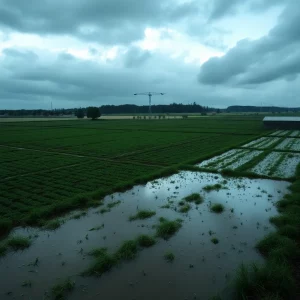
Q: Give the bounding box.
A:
[164,251,175,262]
[6,235,31,250]
[203,183,223,192]
[184,193,204,204]
[85,234,157,277]
[129,210,156,221]
[179,204,191,213]
[210,203,225,213]
[156,218,182,240]
[137,235,156,247]
[51,278,75,300]
[44,219,62,230]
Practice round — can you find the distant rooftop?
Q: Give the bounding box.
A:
[263,116,300,122]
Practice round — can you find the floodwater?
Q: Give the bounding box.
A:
[0,171,290,300]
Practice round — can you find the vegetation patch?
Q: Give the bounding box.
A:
[179,204,191,213]
[115,240,138,261]
[6,235,32,251]
[51,278,75,300]
[210,203,225,213]
[211,238,219,244]
[184,193,204,204]
[44,219,62,230]
[129,210,156,221]
[137,235,156,247]
[156,218,182,240]
[233,262,295,300]
[164,251,175,262]
[107,200,121,209]
[203,183,223,192]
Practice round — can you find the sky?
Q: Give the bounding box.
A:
[0,0,299,109]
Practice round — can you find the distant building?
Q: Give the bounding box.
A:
[263,116,300,129]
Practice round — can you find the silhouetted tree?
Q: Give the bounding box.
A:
[87,107,101,120]
[75,108,85,119]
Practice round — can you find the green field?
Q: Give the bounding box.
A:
[0,116,265,236]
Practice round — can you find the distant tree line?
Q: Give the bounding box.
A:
[227,106,300,113]
[100,103,209,114]
[0,103,217,117]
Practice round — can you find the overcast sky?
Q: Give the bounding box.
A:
[0,0,299,109]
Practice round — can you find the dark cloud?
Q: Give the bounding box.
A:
[123,47,151,68]
[0,0,200,44]
[209,0,285,20]
[198,0,300,86]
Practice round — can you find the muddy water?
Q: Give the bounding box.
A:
[0,172,290,300]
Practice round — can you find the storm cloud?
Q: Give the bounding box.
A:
[199,0,300,86]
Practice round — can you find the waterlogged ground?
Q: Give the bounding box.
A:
[0,172,290,300]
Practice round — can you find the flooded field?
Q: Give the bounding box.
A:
[198,132,300,179]
[0,171,290,300]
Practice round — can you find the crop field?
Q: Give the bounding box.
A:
[0,116,265,235]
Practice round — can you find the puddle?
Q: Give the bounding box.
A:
[0,172,290,300]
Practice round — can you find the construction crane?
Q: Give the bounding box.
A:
[134,92,165,115]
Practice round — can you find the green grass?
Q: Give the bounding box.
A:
[233,262,295,300]
[210,203,225,213]
[184,193,204,204]
[44,219,62,230]
[156,218,182,240]
[51,278,75,300]
[107,200,121,209]
[179,204,191,213]
[211,238,219,244]
[129,210,156,221]
[203,183,223,192]
[115,240,138,261]
[6,235,32,250]
[164,251,175,262]
[84,253,117,276]
[137,235,156,247]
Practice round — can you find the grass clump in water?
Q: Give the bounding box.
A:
[6,235,31,250]
[129,210,156,221]
[107,200,121,209]
[137,235,156,248]
[211,238,219,244]
[115,240,138,260]
[164,251,175,262]
[51,278,75,300]
[203,183,223,192]
[179,204,191,213]
[156,218,182,240]
[184,193,204,204]
[210,203,224,213]
[44,219,62,230]
[83,252,117,276]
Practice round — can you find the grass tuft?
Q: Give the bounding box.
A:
[6,235,31,250]
[203,183,223,192]
[129,210,156,221]
[156,218,182,240]
[179,204,191,213]
[164,251,175,262]
[52,278,75,300]
[83,253,116,276]
[210,203,224,213]
[137,235,156,248]
[115,240,138,261]
[211,238,219,244]
[44,219,62,230]
[184,193,204,204]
